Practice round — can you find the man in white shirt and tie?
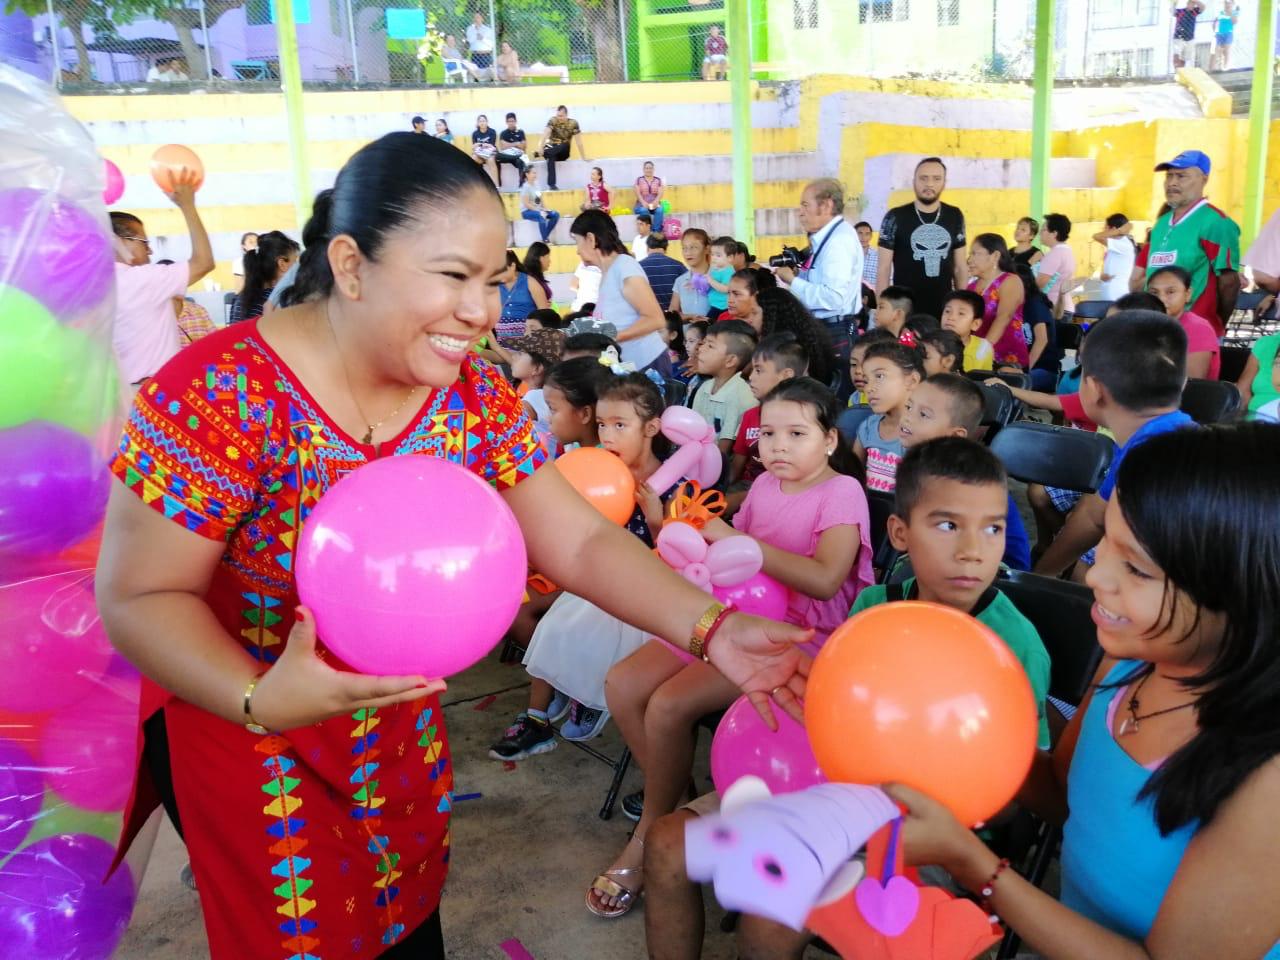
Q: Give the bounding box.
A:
[466,13,496,79]
[774,178,863,401]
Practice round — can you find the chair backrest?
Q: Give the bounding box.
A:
[836,404,874,445]
[977,382,1021,439]
[1233,289,1267,313]
[663,378,688,407]
[866,490,897,573]
[967,369,1030,390]
[1219,345,1250,384]
[990,421,1115,492]
[1180,378,1241,424]
[1055,320,1082,353]
[998,571,1101,706]
[1071,299,1113,321]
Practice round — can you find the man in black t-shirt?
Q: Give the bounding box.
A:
[496,112,528,189]
[875,156,967,320]
[1172,1,1204,68]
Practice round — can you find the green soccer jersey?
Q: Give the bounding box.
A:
[849,579,1052,749]
[1140,199,1240,333]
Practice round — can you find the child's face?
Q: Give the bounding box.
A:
[727,277,756,318]
[898,381,968,447]
[596,397,659,469]
[748,357,792,400]
[887,478,1007,612]
[525,317,544,333]
[850,344,870,392]
[874,301,903,332]
[709,246,731,270]
[758,399,835,484]
[638,219,651,236]
[684,326,703,357]
[1086,497,1225,669]
[591,169,602,183]
[862,357,918,414]
[510,352,542,384]
[544,385,593,446]
[921,341,954,376]
[940,302,981,340]
[696,333,732,376]
[1147,274,1192,317]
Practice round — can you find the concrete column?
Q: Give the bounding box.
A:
[728,0,753,247]
[274,0,312,231]
[1242,1,1276,248]
[1029,0,1054,220]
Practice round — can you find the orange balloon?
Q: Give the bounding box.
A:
[149,144,205,193]
[805,601,1037,827]
[554,447,636,525]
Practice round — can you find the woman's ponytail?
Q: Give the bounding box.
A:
[282,189,334,307]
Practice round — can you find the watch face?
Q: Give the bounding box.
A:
[246,723,269,735]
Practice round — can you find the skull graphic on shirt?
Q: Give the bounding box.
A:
[910,222,952,278]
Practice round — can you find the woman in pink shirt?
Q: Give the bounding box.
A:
[633,160,665,234]
[1147,265,1222,379]
[1036,212,1077,319]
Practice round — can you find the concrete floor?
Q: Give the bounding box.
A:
[116,653,750,960]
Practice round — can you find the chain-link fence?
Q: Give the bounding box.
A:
[3,0,1272,90]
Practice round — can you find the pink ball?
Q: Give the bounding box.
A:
[0,572,114,713]
[296,456,528,677]
[103,159,125,204]
[0,188,113,317]
[711,694,826,795]
[713,571,789,622]
[40,675,140,812]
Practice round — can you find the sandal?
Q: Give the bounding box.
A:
[586,866,643,918]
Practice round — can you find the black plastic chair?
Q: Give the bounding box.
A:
[1180,378,1241,424]
[866,490,898,577]
[1055,319,1083,353]
[1219,345,1250,384]
[976,382,1021,442]
[967,368,1030,390]
[664,378,688,407]
[836,403,874,445]
[990,421,1114,492]
[1071,299,1112,321]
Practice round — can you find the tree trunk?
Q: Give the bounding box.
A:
[586,0,623,83]
[65,10,91,81]
[164,12,208,79]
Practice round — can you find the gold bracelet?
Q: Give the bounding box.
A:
[688,601,728,662]
[243,672,270,735]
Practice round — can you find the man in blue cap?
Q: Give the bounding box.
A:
[1131,149,1240,335]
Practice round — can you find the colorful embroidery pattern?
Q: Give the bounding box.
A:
[257,735,319,960]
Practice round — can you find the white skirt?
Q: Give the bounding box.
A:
[522,592,648,710]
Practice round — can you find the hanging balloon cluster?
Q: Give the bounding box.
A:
[0,64,141,959]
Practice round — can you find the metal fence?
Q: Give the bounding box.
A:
[3,0,1269,90]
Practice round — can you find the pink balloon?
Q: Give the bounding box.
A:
[0,572,114,713]
[647,442,705,496]
[40,674,141,812]
[103,159,125,205]
[714,571,789,621]
[295,456,528,677]
[661,405,714,445]
[684,562,712,590]
[711,694,827,794]
[705,536,763,586]
[656,520,706,569]
[695,442,724,487]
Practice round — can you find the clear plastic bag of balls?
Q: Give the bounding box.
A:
[0,63,146,959]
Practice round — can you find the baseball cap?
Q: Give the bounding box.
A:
[411,115,425,125]
[1154,150,1210,175]
[505,328,565,364]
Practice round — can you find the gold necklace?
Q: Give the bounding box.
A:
[325,305,419,447]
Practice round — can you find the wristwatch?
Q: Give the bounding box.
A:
[689,601,731,662]
[243,673,270,735]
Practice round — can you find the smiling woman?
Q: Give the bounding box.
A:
[94,133,813,960]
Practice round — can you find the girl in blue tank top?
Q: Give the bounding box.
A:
[885,421,1280,959]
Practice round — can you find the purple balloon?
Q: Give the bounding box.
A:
[0,421,109,559]
[0,834,135,960]
[0,738,43,860]
[0,189,114,317]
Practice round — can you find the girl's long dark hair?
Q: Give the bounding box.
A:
[523,241,550,284]
[240,229,299,320]
[1114,422,1280,834]
[290,133,499,303]
[760,377,865,484]
[756,288,836,390]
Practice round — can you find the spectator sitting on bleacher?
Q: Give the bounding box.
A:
[634,161,666,234]
[632,214,653,260]
[1035,311,1194,581]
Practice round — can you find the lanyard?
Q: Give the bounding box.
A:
[802,219,850,275]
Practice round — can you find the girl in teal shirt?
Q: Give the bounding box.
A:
[888,422,1280,959]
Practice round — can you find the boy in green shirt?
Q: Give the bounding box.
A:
[852,436,1052,748]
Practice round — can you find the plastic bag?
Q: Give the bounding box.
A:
[0,63,140,959]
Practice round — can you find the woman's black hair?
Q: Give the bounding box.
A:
[279,190,332,308]
[563,331,619,356]
[664,311,687,362]
[239,229,300,321]
[1013,259,1051,309]
[523,241,550,284]
[760,376,865,483]
[436,118,451,133]
[544,355,614,409]
[526,308,567,330]
[570,210,628,256]
[756,287,836,390]
[505,249,523,272]
[597,372,671,458]
[1112,422,1280,834]
[289,133,499,303]
[730,267,778,298]
[972,232,1018,274]
[1042,212,1072,242]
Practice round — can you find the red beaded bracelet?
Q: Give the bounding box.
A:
[699,605,735,663]
[980,857,1011,916]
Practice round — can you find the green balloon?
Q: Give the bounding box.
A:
[21,787,122,847]
[0,283,117,436]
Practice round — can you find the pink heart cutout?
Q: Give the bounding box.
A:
[853,874,920,937]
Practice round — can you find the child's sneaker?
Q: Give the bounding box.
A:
[547,690,572,724]
[621,790,643,821]
[560,702,610,741]
[488,714,557,761]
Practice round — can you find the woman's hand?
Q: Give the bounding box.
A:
[881,782,996,887]
[251,607,446,731]
[707,612,812,728]
[701,516,735,543]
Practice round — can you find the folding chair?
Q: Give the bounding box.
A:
[836,403,874,445]
[664,378,688,407]
[596,709,725,820]
[1219,345,1250,384]
[1055,320,1083,353]
[976,382,1021,443]
[1070,300,1112,321]
[990,421,1114,493]
[222,291,236,325]
[1180,378,1241,424]
[968,368,1030,390]
[866,490,899,579]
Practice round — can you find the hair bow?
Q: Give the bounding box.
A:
[898,329,918,347]
[646,406,723,494]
